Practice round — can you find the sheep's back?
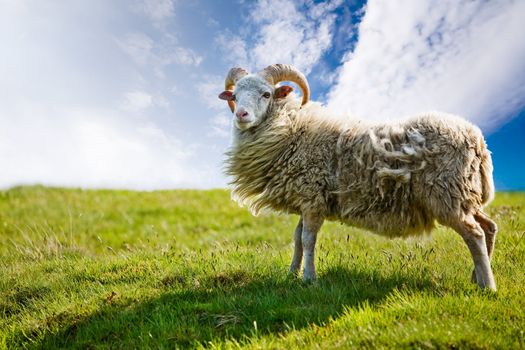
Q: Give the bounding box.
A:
[335,112,488,237]
[407,113,490,222]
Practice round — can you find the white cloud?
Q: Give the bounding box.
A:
[193,72,235,139]
[197,76,226,111]
[327,0,525,132]
[196,76,234,138]
[134,0,175,23]
[0,1,223,190]
[116,32,155,65]
[215,31,249,68]
[172,46,203,66]
[250,0,337,74]
[117,31,202,75]
[0,103,212,190]
[125,1,202,74]
[306,0,343,18]
[209,113,232,138]
[216,0,341,74]
[121,91,153,111]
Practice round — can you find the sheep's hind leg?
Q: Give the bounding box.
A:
[289,217,303,275]
[301,212,324,282]
[470,211,498,283]
[474,211,497,259]
[451,213,496,291]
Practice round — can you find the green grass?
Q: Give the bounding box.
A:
[1,186,524,349]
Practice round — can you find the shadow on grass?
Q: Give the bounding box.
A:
[29,266,438,348]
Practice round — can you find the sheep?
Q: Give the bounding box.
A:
[218,63,498,291]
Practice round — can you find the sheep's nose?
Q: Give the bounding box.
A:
[236,109,249,121]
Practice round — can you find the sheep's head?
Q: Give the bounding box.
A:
[218,64,310,130]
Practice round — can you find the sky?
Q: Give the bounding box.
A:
[1,0,524,191]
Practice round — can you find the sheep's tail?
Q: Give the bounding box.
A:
[479,138,495,205]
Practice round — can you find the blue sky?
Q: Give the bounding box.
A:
[1,0,524,190]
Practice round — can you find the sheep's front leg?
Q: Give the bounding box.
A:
[302,212,324,281]
[289,217,303,275]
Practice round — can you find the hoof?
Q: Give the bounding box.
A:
[302,272,317,283]
[480,284,497,292]
[288,269,299,278]
[472,269,497,291]
[289,265,301,276]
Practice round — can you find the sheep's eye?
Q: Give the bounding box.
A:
[262,92,271,98]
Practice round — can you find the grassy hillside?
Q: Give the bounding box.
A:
[1,186,524,349]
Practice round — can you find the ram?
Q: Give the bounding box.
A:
[219,64,497,290]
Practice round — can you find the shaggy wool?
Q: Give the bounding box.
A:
[226,97,494,238]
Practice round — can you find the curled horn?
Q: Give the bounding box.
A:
[224,67,248,112]
[258,64,310,106]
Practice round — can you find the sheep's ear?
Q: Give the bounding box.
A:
[274,85,293,99]
[218,91,233,101]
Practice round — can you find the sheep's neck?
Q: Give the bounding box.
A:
[225,110,293,208]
